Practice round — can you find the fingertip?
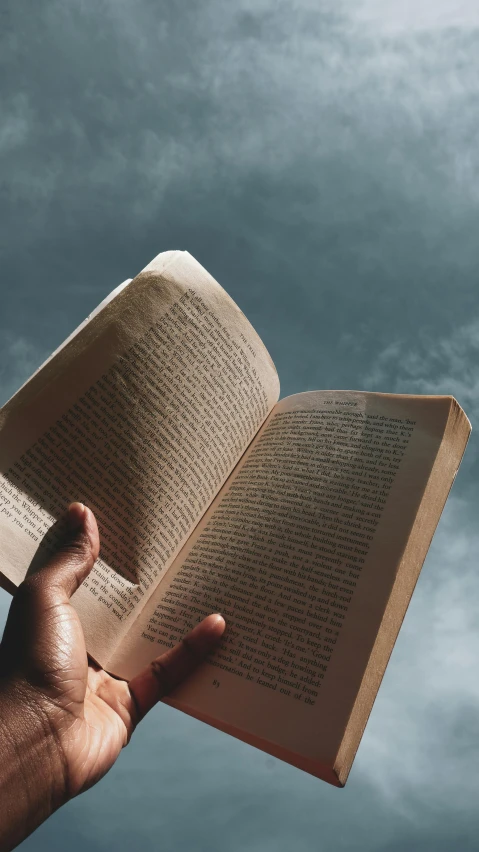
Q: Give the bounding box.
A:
[82,505,100,561]
[66,501,85,531]
[207,613,226,634]
[198,613,226,642]
[66,502,100,561]
[182,614,226,657]
[128,615,226,720]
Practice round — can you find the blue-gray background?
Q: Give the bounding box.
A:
[1,2,479,849]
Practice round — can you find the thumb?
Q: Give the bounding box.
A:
[26,502,100,601]
[0,504,99,670]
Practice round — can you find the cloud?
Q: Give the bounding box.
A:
[362,316,479,435]
[1,2,479,850]
[356,0,479,34]
[2,0,479,384]
[0,93,32,156]
[352,315,479,824]
[0,332,45,407]
[359,493,479,816]
[2,0,479,227]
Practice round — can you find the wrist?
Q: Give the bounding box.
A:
[0,678,68,850]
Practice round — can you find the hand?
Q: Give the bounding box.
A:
[0,503,225,852]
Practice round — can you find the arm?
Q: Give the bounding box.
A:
[0,503,225,851]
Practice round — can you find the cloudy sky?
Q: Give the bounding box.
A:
[1,1,479,849]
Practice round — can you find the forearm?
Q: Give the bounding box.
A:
[0,682,66,851]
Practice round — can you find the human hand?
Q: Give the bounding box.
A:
[0,503,225,851]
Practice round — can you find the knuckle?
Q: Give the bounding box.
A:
[16,573,45,602]
[12,574,57,620]
[59,533,92,564]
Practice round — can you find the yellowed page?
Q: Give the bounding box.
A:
[0,251,279,664]
[109,391,469,783]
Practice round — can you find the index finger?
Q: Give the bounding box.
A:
[128,614,225,721]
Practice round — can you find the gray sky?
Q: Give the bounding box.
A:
[1,1,479,850]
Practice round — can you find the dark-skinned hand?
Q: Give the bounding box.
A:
[0,503,225,851]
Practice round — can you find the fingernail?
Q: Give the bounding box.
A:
[66,502,86,532]
[210,614,226,631]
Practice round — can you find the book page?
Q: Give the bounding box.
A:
[109,391,469,783]
[0,251,279,664]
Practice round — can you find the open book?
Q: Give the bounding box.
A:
[0,251,470,786]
